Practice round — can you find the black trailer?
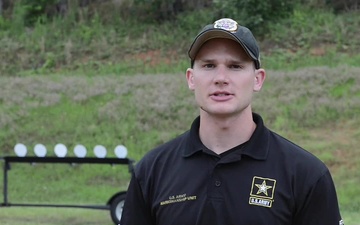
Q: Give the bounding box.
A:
[0,155,134,225]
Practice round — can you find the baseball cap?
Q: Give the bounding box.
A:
[188,18,261,69]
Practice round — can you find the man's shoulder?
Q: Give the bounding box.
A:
[268,130,329,173]
[147,130,189,158]
[134,130,190,172]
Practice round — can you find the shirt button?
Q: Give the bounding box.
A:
[215,180,221,187]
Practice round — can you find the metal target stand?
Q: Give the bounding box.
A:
[0,143,135,225]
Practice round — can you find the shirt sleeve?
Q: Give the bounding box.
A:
[120,173,155,225]
[293,170,343,225]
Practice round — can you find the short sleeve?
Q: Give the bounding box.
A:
[293,170,343,225]
[120,173,155,225]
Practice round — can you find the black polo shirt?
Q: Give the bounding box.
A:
[121,113,343,225]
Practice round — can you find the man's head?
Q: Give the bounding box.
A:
[188,18,260,69]
[185,18,266,118]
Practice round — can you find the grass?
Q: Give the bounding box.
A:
[1,6,359,76]
[0,208,114,225]
[4,163,130,203]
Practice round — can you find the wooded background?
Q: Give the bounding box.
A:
[0,0,358,26]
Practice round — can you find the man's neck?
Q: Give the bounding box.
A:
[199,111,256,155]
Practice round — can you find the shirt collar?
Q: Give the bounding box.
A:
[183,113,269,160]
[183,116,204,157]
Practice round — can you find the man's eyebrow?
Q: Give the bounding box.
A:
[198,58,215,63]
[227,59,243,64]
[197,57,249,64]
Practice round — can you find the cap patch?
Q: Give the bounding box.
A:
[214,18,238,33]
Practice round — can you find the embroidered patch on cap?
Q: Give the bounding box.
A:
[214,18,238,33]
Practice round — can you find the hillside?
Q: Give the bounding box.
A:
[0,2,359,76]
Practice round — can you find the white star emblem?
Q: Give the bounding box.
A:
[255,180,272,196]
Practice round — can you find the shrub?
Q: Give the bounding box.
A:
[212,0,295,33]
[20,0,59,25]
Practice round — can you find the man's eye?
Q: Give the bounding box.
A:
[204,64,215,68]
[230,65,242,69]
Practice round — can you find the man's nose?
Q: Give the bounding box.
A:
[214,66,229,85]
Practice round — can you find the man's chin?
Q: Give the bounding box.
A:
[200,106,236,117]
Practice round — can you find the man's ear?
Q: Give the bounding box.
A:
[254,69,266,92]
[186,68,195,91]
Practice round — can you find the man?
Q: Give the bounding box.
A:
[120,18,343,225]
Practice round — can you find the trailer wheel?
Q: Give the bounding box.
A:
[110,193,126,225]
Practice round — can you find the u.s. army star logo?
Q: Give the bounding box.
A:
[255,180,272,196]
[249,176,276,208]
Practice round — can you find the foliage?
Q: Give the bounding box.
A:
[331,0,360,12]
[0,3,359,77]
[128,0,296,32]
[1,0,358,24]
[131,0,211,21]
[17,0,59,26]
[265,7,360,52]
[212,0,295,32]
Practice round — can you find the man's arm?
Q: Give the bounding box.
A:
[120,173,155,225]
[293,170,343,225]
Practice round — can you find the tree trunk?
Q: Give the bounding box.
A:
[0,0,3,15]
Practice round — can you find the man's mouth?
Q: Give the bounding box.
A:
[213,92,231,96]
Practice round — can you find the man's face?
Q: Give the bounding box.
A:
[186,38,265,118]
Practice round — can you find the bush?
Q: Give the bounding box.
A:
[20,0,59,25]
[131,0,211,22]
[331,0,359,12]
[212,0,295,33]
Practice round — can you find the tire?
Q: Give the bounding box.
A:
[110,193,126,225]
